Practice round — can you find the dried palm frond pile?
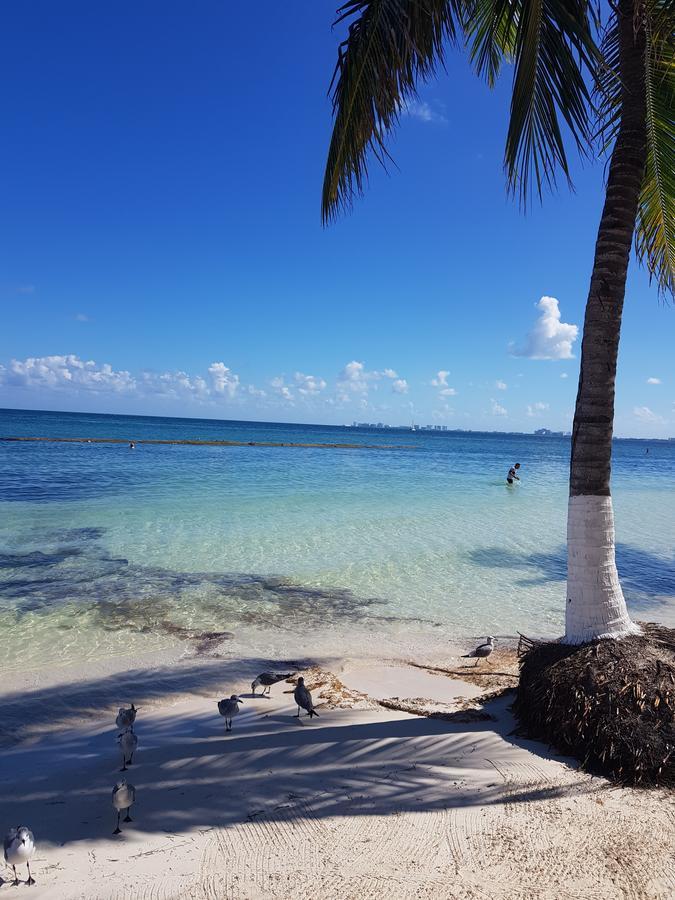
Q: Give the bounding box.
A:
[514,623,675,787]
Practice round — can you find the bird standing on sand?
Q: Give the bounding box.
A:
[251,672,293,696]
[118,729,138,771]
[294,677,319,719]
[4,826,36,886]
[115,704,137,731]
[466,636,496,666]
[218,695,243,731]
[112,781,136,834]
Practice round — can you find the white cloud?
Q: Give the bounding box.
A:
[431,370,456,396]
[270,376,293,401]
[139,369,209,399]
[74,313,90,322]
[391,378,408,394]
[495,380,507,390]
[337,360,399,395]
[512,296,578,360]
[560,373,569,379]
[294,372,327,395]
[646,377,661,385]
[633,406,665,423]
[526,401,550,417]
[17,284,35,295]
[490,398,507,417]
[0,353,248,404]
[338,360,370,394]
[402,100,447,124]
[208,362,239,398]
[2,354,135,393]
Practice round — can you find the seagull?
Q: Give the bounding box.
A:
[217,695,243,731]
[251,672,293,696]
[4,826,36,886]
[118,729,138,771]
[115,704,138,732]
[112,780,136,834]
[294,677,319,719]
[465,636,496,666]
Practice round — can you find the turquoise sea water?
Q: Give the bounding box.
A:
[1,408,674,671]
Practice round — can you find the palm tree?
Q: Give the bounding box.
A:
[321,0,674,645]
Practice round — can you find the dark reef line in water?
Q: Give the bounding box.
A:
[1,436,415,451]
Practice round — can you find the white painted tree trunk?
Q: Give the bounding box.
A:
[564,495,641,644]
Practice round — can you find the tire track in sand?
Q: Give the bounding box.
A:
[442,760,675,900]
[194,794,464,899]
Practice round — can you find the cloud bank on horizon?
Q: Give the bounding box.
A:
[0,354,411,411]
[0,298,670,435]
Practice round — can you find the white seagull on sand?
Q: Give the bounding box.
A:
[218,695,243,731]
[465,636,496,666]
[112,780,136,834]
[115,703,138,731]
[251,672,293,696]
[4,826,36,886]
[294,677,319,719]
[118,729,138,771]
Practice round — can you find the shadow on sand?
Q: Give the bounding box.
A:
[0,658,596,852]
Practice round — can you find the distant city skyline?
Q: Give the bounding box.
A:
[0,4,672,437]
[0,402,667,442]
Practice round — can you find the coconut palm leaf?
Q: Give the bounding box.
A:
[464,0,518,87]
[499,0,598,202]
[321,0,462,223]
[594,15,621,152]
[636,0,675,296]
[596,0,674,297]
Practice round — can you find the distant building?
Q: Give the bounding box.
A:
[534,428,564,436]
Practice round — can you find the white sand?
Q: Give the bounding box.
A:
[1,656,673,899]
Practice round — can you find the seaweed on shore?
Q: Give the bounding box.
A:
[514,623,675,787]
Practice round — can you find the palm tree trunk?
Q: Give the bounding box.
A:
[565,0,648,643]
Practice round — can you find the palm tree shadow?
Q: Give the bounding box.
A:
[467,542,674,608]
[0,665,595,850]
[0,656,307,746]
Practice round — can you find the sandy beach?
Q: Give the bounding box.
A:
[3,0,675,890]
[2,648,673,899]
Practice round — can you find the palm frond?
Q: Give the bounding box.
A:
[321,0,462,223]
[636,0,675,297]
[465,0,519,87]
[594,15,621,154]
[502,0,599,203]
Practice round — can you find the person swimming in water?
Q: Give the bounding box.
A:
[507,462,521,484]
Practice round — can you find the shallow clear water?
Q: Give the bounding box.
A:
[1,408,673,671]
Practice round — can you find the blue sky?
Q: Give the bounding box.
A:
[0,2,672,437]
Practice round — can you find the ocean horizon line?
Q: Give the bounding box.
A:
[0,406,666,442]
